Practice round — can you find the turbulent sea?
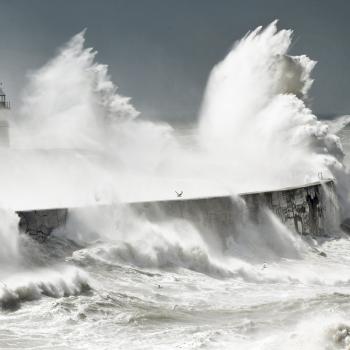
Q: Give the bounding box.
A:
[2,22,350,349]
[0,129,349,350]
[2,172,350,350]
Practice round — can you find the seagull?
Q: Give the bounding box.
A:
[175,190,183,198]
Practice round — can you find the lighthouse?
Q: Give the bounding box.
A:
[0,84,10,147]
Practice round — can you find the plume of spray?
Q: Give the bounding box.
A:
[3,31,177,209]
[12,28,176,177]
[9,23,345,209]
[13,30,139,150]
[3,22,349,211]
[198,21,346,194]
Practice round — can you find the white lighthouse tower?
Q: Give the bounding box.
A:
[0,84,10,147]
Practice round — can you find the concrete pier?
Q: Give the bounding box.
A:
[242,180,338,236]
[132,180,338,239]
[17,180,338,240]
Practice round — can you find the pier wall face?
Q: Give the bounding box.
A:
[16,181,338,241]
[242,181,339,236]
[132,181,339,239]
[17,209,68,242]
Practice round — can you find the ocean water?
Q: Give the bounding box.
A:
[1,185,350,350]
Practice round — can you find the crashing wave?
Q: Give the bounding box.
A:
[199,21,344,192]
[0,266,90,310]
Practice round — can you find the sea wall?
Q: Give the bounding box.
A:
[241,180,338,236]
[132,180,338,238]
[16,180,338,241]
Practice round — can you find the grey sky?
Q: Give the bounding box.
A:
[0,0,349,124]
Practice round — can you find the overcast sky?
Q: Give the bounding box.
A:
[0,0,349,123]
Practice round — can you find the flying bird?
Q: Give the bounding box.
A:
[175,190,183,198]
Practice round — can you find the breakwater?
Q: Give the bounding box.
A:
[17,180,338,241]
